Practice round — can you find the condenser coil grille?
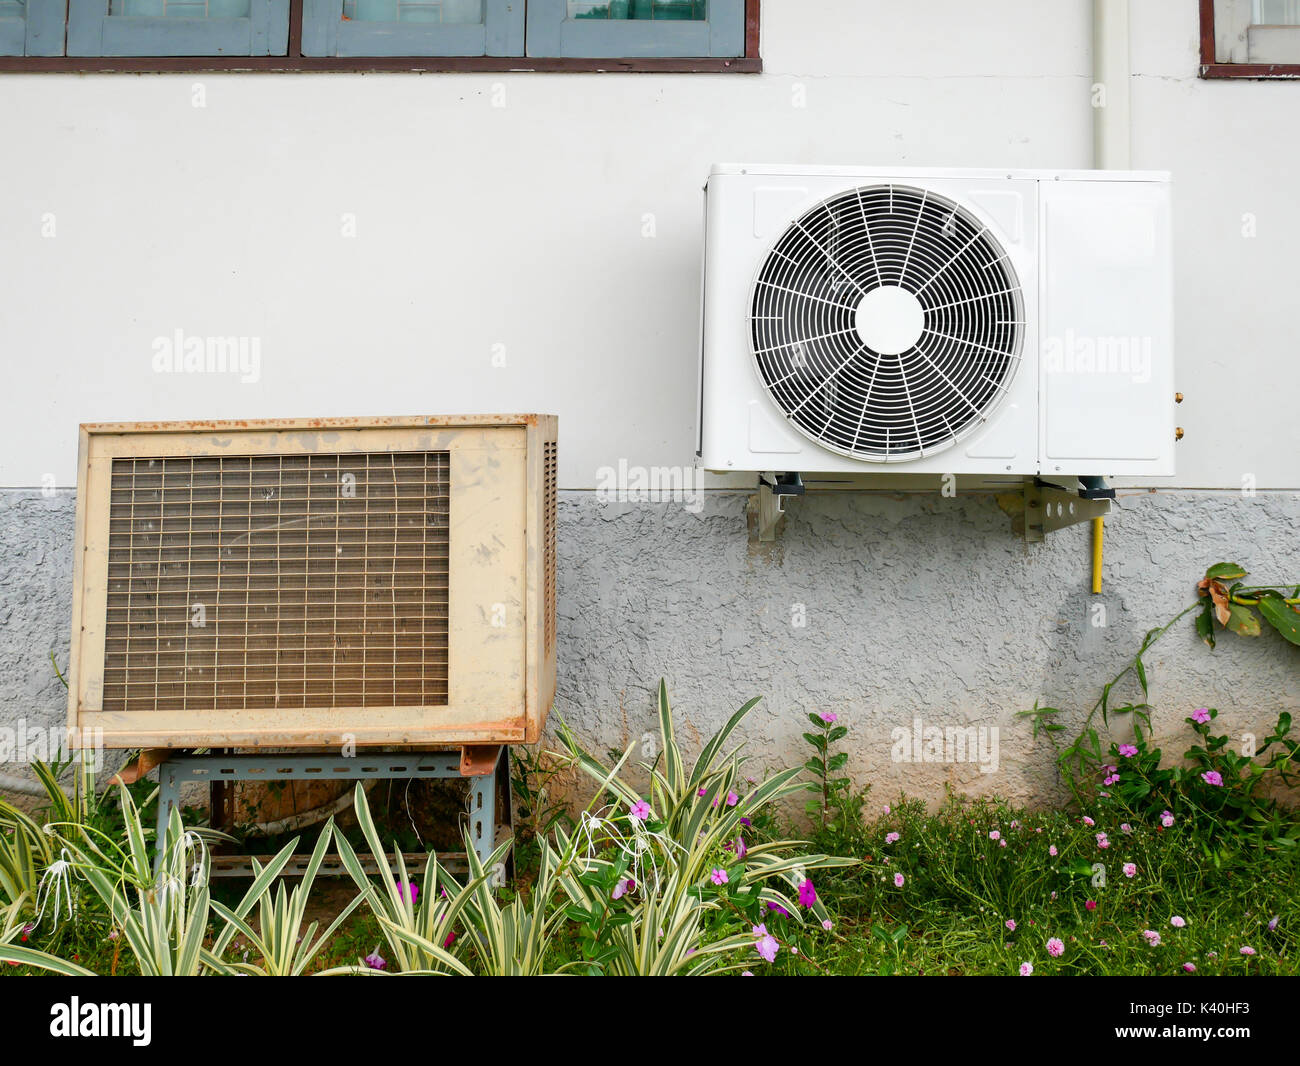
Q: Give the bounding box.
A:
[103,451,450,713]
[750,184,1024,460]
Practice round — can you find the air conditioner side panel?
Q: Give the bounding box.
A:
[1039,180,1175,476]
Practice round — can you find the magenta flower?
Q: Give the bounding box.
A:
[363,948,386,971]
[1240,946,1256,956]
[1183,962,1196,973]
[1005,919,1017,931]
[752,924,779,963]
[1118,744,1138,757]
[1268,916,1280,932]
[894,873,905,888]
[1103,774,1120,786]
[733,836,748,860]
[766,901,791,918]
[710,868,728,886]
[1049,845,1058,857]
[628,800,651,822]
[396,879,419,904]
[1046,937,1065,958]
[1123,863,1137,878]
[885,831,900,844]
[797,879,817,907]
[1019,962,1034,976]
[726,790,739,807]
[1201,770,1224,787]
[820,712,838,724]
[1082,816,1095,827]
[1191,707,1211,724]
[611,877,635,901]
[443,931,456,949]
[1160,810,1175,828]
[1095,832,1110,849]
[1085,900,1097,911]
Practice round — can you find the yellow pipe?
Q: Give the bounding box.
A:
[1091,516,1104,594]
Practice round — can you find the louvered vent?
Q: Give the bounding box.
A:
[103,451,450,713]
[750,184,1024,461]
[543,441,557,653]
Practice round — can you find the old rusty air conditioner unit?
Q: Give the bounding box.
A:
[67,415,557,754]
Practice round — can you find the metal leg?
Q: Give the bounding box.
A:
[468,765,496,873]
[154,765,179,875]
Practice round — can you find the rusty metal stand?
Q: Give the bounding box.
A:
[153,748,508,878]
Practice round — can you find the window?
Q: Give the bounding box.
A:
[0,0,64,55]
[0,0,757,66]
[1201,0,1300,76]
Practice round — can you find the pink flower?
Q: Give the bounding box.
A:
[1082,816,1095,827]
[1120,823,1133,835]
[1201,770,1223,787]
[443,932,456,949]
[819,712,838,724]
[753,924,779,963]
[396,879,419,904]
[1049,845,1058,857]
[1085,900,1097,911]
[733,836,748,860]
[1160,810,1174,828]
[697,787,707,797]
[742,970,754,976]
[797,879,817,907]
[1118,744,1138,758]
[1268,916,1280,931]
[894,873,905,888]
[1191,708,1211,724]
[1019,962,1034,976]
[1005,919,1017,931]
[885,832,900,844]
[999,839,1007,848]
[1183,962,1196,973]
[628,800,651,822]
[1046,937,1065,958]
[710,868,728,886]
[363,948,386,971]
[989,830,1001,841]
[1103,774,1120,786]
[1123,863,1137,878]
[766,901,790,917]
[883,804,891,814]
[1095,832,1110,849]
[821,919,833,931]
[1143,930,1161,946]
[1170,916,1186,928]
[1240,946,1256,956]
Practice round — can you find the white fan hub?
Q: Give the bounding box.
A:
[854,285,924,356]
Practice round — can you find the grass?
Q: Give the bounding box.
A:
[5,783,1296,977]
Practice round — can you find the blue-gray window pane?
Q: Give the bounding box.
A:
[67,0,288,54]
[303,0,521,56]
[528,0,742,57]
[569,1,704,18]
[0,0,67,55]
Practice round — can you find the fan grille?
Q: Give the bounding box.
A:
[750,184,1024,461]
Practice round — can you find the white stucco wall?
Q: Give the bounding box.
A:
[2,0,1289,491]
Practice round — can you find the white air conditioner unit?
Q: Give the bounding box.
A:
[698,164,1175,481]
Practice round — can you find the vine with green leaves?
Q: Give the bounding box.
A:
[1022,562,1300,841]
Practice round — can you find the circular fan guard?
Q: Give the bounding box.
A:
[750,184,1024,461]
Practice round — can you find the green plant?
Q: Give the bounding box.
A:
[1022,561,1300,835]
[334,782,493,975]
[801,711,870,850]
[210,820,363,976]
[0,800,54,907]
[553,680,854,974]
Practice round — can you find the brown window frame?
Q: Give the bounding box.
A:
[1200,0,1300,78]
[0,0,760,72]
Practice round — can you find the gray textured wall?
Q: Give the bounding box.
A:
[3,487,1298,807]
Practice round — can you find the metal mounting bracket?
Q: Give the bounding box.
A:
[750,472,805,542]
[1023,479,1112,544]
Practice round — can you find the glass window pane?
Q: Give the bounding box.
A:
[1254,0,1300,24]
[342,0,483,23]
[111,0,252,15]
[569,1,706,21]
